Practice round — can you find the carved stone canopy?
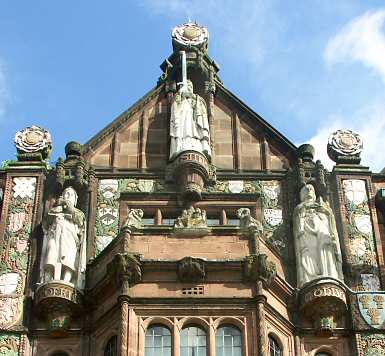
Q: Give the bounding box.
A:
[177,257,206,283]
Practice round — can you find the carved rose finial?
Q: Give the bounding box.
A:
[172,22,209,50]
[14,125,52,153]
[327,129,363,164]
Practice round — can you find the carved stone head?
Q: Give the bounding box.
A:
[62,187,78,207]
[300,184,316,203]
[187,79,194,94]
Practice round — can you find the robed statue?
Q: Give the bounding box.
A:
[40,186,87,289]
[169,48,211,161]
[293,184,343,287]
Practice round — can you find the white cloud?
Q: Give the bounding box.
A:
[324,9,385,83]
[307,103,385,172]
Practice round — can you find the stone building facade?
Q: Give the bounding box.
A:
[0,22,385,356]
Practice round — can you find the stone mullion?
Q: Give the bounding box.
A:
[205,76,215,159]
[209,317,215,356]
[232,113,241,171]
[173,318,180,356]
[87,176,97,260]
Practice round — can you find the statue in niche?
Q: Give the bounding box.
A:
[169,79,211,161]
[41,186,86,288]
[293,184,343,287]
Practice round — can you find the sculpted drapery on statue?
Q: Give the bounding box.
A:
[40,186,87,289]
[169,79,211,161]
[293,184,343,287]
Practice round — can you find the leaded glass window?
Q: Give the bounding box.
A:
[104,335,117,356]
[145,325,172,356]
[216,326,242,356]
[180,326,207,356]
[268,336,282,356]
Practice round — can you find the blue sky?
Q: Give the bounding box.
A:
[1,1,385,170]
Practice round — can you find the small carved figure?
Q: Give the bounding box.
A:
[169,80,211,160]
[41,187,86,288]
[174,207,207,228]
[238,208,263,233]
[293,184,343,287]
[122,209,144,230]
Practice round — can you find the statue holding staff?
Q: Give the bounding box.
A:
[293,184,343,287]
[169,51,211,160]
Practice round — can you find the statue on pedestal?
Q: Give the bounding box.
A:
[170,80,211,160]
[169,51,211,161]
[293,184,343,287]
[41,187,86,288]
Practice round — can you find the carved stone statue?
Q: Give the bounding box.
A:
[238,208,263,233]
[174,207,207,228]
[293,184,343,287]
[169,80,211,160]
[121,209,144,230]
[41,187,86,288]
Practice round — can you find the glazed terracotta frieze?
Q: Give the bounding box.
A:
[342,179,380,291]
[0,177,37,340]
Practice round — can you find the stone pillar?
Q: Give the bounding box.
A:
[255,281,267,356]
[119,294,130,356]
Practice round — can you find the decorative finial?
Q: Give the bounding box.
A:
[14,125,52,161]
[172,22,209,52]
[327,129,363,165]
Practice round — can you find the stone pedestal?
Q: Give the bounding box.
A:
[299,279,347,336]
[35,282,82,337]
[168,150,214,201]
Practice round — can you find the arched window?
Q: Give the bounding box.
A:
[316,353,332,356]
[268,335,282,356]
[104,335,117,356]
[216,325,242,356]
[180,325,207,356]
[145,325,172,356]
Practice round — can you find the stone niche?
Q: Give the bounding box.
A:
[298,279,347,335]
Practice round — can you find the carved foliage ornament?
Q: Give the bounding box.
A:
[243,254,276,287]
[328,129,363,156]
[0,334,19,355]
[107,253,142,287]
[172,22,209,47]
[14,125,52,153]
[177,257,206,283]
